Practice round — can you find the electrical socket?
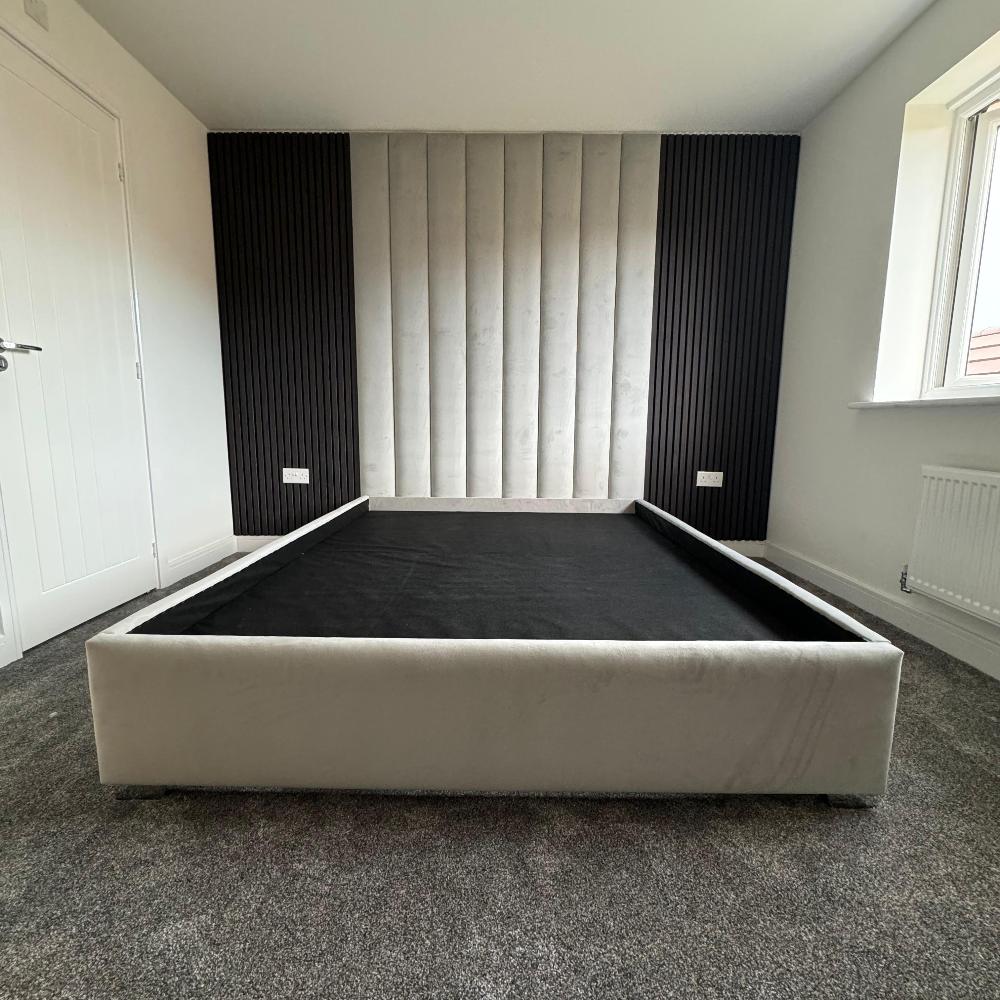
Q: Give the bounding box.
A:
[696,470,724,488]
[282,467,310,484]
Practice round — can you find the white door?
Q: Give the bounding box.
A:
[0,30,157,654]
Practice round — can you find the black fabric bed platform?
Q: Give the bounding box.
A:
[136,508,855,643]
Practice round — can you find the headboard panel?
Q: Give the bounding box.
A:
[350,132,660,501]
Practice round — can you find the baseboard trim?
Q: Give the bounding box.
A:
[161,535,237,587]
[767,543,1000,680]
[235,536,279,553]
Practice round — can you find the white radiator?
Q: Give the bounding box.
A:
[906,465,1000,625]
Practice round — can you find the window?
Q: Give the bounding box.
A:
[924,99,1000,398]
[871,34,1000,405]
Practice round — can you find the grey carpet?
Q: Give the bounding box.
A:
[0,561,997,1000]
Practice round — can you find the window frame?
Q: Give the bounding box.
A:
[922,89,1000,400]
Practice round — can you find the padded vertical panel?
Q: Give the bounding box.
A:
[427,135,467,497]
[502,135,543,498]
[388,134,431,496]
[350,134,395,497]
[609,134,660,499]
[350,132,659,503]
[465,135,505,497]
[538,134,583,499]
[573,135,621,498]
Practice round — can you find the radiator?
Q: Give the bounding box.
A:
[906,465,1000,625]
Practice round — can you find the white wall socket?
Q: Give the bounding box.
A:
[696,470,724,488]
[282,467,310,484]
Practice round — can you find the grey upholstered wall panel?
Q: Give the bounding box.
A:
[536,135,584,499]
[610,135,661,499]
[501,135,543,498]
[427,134,467,497]
[387,134,431,496]
[350,134,395,497]
[574,134,622,498]
[465,135,505,498]
[351,132,660,499]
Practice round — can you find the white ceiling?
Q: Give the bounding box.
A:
[77,0,937,132]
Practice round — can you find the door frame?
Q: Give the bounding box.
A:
[0,18,161,665]
[0,486,22,668]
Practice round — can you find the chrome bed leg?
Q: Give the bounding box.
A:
[112,785,167,800]
[825,793,878,809]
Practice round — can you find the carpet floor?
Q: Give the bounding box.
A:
[0,561,997,1000]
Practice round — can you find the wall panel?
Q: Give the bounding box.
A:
[350,134,395,496]
[427,134,467,497]
[465,135,505,497]
[574,134,621,498]
[388,134,431,496]
[501,134,543,498]
[609,135,660,499]
[351,132,660,501]
[210,132,797,542]
[537,134,583,499]
[645,134,799,540]
[209,132,359,535]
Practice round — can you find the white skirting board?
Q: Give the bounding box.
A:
[236,536,279,554]
[160,536,237,588]
[767,543,1000,681]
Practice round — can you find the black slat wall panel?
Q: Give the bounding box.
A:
[208,133,360,535]
[645,134,799,540]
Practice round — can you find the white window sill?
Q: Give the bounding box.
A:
[849,395,1000,409]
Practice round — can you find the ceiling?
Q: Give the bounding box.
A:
[77,0,937,132]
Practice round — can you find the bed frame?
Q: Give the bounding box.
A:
[86,498,902,800]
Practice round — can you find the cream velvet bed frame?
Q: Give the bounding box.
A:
[86,498,902,799]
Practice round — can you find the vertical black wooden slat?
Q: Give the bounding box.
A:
[331,135,350,507]
[702,137,726,536]
[664,136,687,515]
[644,134,799,541]
[243,134,262,532]
[644,137,667,506]
[341,135,361,498]
[730,139,768,539]
[756,138,799,538]
[208,132,361,536]
[748,139,784,536]
[676,136,700,521]
[317,136,340,514]
[342,135,361,498]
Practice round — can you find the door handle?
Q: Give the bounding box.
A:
[0,340,42,352]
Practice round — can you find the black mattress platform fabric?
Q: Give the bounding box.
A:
[135,508,856,643]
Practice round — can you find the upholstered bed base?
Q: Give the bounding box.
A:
[86,498,902,797]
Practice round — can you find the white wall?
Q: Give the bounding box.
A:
[351,132,660,500]
[769,0,1000,676]
[0,0,234,588]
